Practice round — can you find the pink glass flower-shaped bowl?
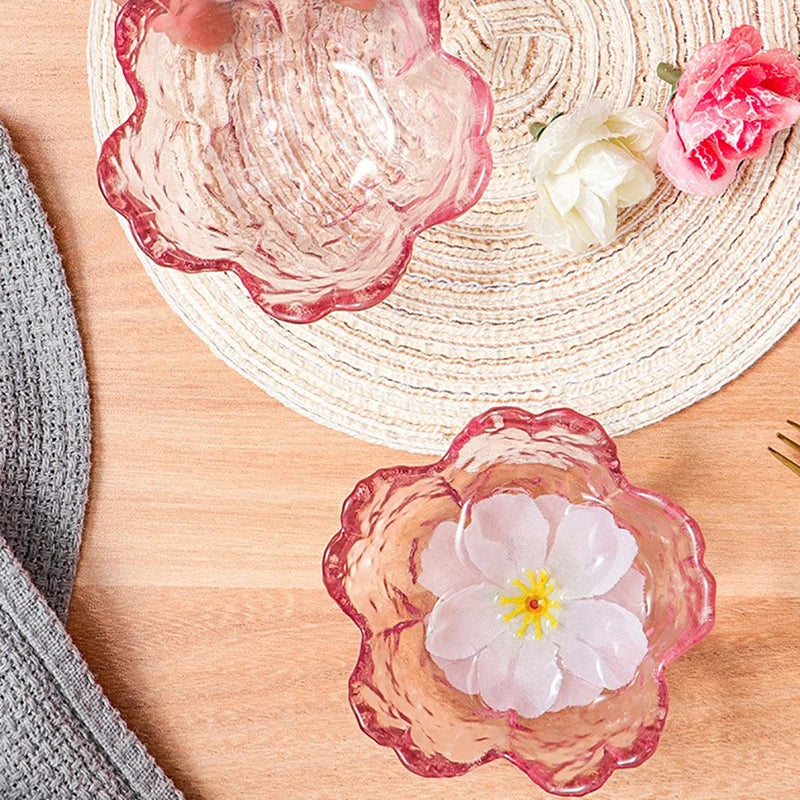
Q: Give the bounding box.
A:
[323,407,715,795]
[97,0,492,323]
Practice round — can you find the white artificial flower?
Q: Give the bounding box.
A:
[420,492,648,719]
[529,100,666,254]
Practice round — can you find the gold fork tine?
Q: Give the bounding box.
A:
[777,432,800,453]
[788,420,800,433]
[769,447,800,477]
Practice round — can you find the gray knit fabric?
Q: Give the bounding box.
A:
[0,544,183,799]
[0,125,91,620]
[0,126,183,799]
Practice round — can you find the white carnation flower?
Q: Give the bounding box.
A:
[529,100,666,254]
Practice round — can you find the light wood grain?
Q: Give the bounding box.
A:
[2,3,800,798]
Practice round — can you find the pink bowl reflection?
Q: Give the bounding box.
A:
[98,0,493,323]
[323,407,715,795]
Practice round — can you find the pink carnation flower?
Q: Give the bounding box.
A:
[658,25,800,196]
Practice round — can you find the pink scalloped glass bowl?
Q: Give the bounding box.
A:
[98,0,493,323]
[323,407,715,795]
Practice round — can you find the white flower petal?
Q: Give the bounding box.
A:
[475,632,524,709]
[606,107,667,167]
[577,142,637,201]
[561,209,596,252]
[555,599,648,690]
[530,99,614,178]
[419,519,485,598]
[533,494,570,554]
[465,493,550,586]
[529,191,590,253]
[599,566,647,622]
[616,161,657,208]
[514,636,564,717]
[548,670,603,713]
[554,635,608,687]
[546,504,637,599]
[576,187,617,244]
[425,583,505,661]
[430,653,480,696]
[543,170,581,217]
[476,631,562,718]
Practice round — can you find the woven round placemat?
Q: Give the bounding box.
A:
[88,0,800,454]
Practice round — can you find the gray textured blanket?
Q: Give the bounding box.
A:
[0,125,183,799]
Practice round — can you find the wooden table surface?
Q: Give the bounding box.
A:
[3,3,800,798]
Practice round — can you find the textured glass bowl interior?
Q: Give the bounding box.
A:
[323,407,715,795]
[98,0,493,323]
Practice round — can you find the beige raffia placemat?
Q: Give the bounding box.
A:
[88,0,800,454]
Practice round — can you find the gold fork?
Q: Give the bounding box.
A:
[769,420,800,477]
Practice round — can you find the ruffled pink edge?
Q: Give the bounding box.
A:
[673,25,764,119]
[97,0,493,324]
[323,407,716,795]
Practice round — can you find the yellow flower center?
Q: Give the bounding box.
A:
[499,569,560,639]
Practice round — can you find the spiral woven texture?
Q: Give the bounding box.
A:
[89,0,800,454]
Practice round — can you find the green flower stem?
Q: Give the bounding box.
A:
[528,121,547,139]
[657,62,683,90]
[528,112,565,141]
